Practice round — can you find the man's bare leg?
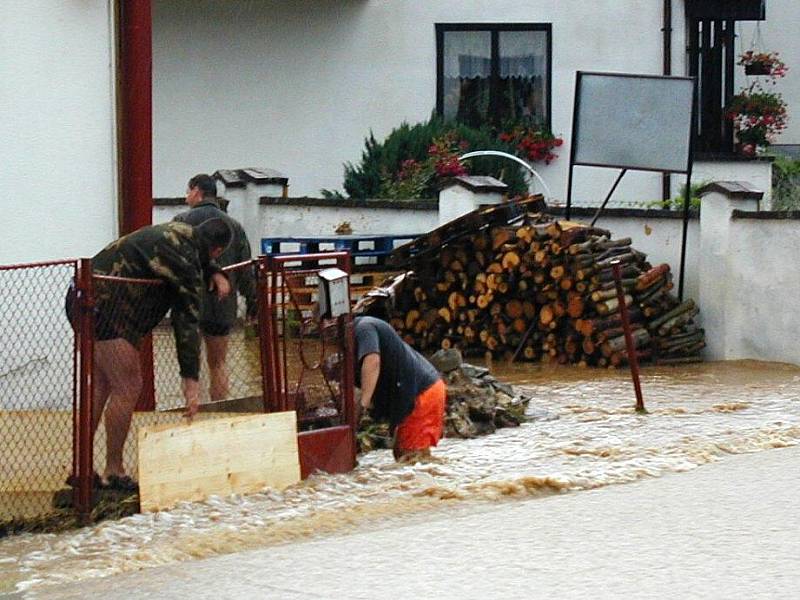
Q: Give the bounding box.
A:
[204,334,230,401]
[91,352,111,436]
[95,339,142,479]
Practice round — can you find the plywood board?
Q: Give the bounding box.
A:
[137,412,300,512]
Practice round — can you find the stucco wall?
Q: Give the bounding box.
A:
[700,185,800,365]
[155,195,699,303]
[153,197,437,257]
[152,0,684,204]
[1,1,117,263]
[571,210,701,304]
[255,200,437,241]
[712,211,800,365]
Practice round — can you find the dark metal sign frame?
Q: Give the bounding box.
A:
[565,71,698,300]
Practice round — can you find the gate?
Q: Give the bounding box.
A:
[1,251,358,528]
[262,253,357,478]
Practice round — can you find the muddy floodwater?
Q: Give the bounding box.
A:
[1,360,799,594]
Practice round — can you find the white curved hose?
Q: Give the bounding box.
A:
[459,150,553,200]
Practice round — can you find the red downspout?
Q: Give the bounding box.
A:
[118,0,155,410]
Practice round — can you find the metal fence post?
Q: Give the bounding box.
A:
[75,258,95,523]
[338,254,357,466]
[611,260,645,413]
[340,313,357,465]
[257,257,277,413]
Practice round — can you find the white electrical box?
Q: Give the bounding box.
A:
[318,268,350,319]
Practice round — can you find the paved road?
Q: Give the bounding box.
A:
[33,446,800,599]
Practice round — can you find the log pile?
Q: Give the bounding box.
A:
[360,210,705,367]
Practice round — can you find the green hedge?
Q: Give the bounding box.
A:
[773,155,800,210]
[331,116,531,199]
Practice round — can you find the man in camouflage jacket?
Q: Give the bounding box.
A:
[173,174,256,401]
[73,219,231,489]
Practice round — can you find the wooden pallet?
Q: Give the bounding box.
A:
[387,195,545,267]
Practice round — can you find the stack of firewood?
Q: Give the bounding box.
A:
[368,212,704,367]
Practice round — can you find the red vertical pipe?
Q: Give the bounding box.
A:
[118,0,155,410]
[270,260,285,412]
[118,0,152,234]
[612,261,645,412]
[71,263,79,503]
[257,258,275,413]
[76,259,96,523]
[339,253,357,466]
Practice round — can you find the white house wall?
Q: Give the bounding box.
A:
[1,1,117,264]
[737,4,800,142]
[152,0,688,204]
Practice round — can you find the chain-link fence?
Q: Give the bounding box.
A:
[92,261,265,486]
[0,260,77,522]
[153,260,262,412]
[1,252,357,527]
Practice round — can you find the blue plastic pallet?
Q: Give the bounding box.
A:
[260,234,421,261]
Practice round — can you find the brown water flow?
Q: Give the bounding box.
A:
[1,360,798,593]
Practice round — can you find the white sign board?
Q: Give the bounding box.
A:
[572,72,695,173]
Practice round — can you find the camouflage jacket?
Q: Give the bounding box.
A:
[173,199,256,327]
[92,222,222,379]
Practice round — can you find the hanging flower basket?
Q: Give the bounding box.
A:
[738,51,788,79]
[744,62,771,76]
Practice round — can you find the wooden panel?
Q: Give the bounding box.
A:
[138,412,300,512]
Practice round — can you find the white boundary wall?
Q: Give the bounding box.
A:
[700,188,800,365]
[154,178,799,366]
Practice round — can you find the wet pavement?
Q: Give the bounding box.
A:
[1,360,799,596]
[31,445,800,599]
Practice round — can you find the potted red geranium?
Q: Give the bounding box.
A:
[726,87,789,156]
[498,125,564,165]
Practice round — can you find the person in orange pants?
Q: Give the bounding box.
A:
[352,316,446,460]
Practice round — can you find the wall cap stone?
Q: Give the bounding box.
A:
[698,181,764,200]
[214,167,288,188]
[154,197,184,206]
[260,196,438,210]
[732,209,800,220]
[694,152,775,163]
[546,206,698,220]
[439,175,508,193]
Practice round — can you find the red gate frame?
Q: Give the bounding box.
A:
[259,253,357,478]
